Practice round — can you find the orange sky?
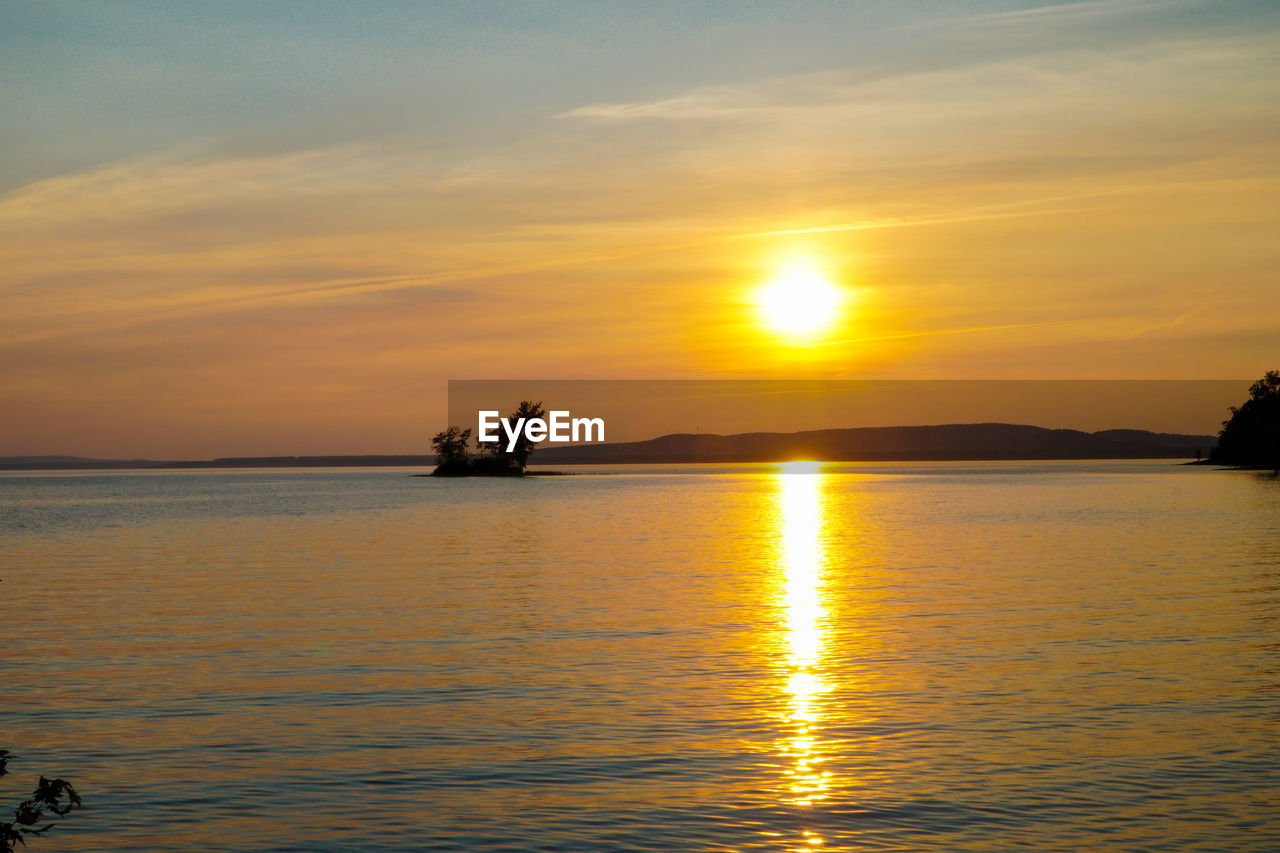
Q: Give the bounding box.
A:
[3,2,1278,457]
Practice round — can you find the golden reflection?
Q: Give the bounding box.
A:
[775,461,833,819]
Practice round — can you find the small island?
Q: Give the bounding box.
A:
[430,400,551,476]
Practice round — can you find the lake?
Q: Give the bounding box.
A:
[2,462,1278,851]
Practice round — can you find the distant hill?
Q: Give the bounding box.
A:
[0,455,435,470]
[533,423,1215,464]
[0,424,1216,470]
[0,455,171,469]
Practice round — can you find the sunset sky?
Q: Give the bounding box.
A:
[3,1,1278,457]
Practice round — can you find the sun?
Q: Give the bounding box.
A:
[755,265,844,341]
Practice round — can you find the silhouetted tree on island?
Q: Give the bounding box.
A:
[473,427,508,473]
[1,751,80,851]
[506,400,546,471]
[1210,370,1280,471]
[429,426,472,476]
[431,400,547,476]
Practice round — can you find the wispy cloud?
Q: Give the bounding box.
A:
[732,206,1089,239]
[809,321,1067,349]
[895,0,1171,31]
[1120,304,1210,341]
[556,92,758,121]
[0,144,420,224]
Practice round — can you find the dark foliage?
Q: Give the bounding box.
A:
[431,400,546,476]
[430,426,472,469]
[1,752,80,851]
[1210,370,1280,469]
[506,400,546,472]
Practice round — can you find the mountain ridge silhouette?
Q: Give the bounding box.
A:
[532,422,1213,463]
[0,423,1214,469]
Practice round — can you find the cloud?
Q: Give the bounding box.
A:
[1120,304,1210,341]
[0,144,417,225]
[556,93,752,121]
[897,0,1171,31]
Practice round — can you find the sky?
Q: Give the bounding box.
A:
[2,0,1278,457]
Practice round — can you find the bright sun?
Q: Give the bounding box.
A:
[755,265,844,340]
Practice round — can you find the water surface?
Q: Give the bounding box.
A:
[2,462,1278,851]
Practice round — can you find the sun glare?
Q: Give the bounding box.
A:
[780,460,823,475]
[756,265,844,341]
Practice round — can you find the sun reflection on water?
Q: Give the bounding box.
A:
[775,462,832,821]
